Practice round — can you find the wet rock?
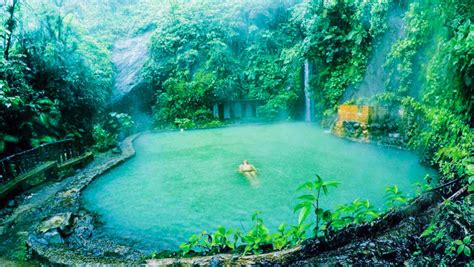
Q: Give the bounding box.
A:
[58,189,79,199]
[93,248,103,257]
[7,199,16,208]
[28,235,45,246]
[148,258,175,266]
[37,238,49,245]
[37,212,74,236]
[73,214,94,239]
[112,147,122,154]
[43,229,64,245]
[114,245,130,256]
[210,256,223,267]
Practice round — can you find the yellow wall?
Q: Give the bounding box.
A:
[337,105,372,124]
[333,105,373,139]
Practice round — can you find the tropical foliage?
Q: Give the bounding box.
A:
[171,175,432,259]
[1,0,472,264]
[144,0,303,126]
[0,0,113,156]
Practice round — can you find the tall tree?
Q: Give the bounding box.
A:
[3,0,19,60]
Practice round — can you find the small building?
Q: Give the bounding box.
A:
[212,100,264,121]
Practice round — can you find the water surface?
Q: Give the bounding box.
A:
[82,123,435,251]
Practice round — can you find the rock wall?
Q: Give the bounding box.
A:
[332,104,405,147]
[333,105,372,140]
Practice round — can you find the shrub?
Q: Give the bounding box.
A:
[92,125,116,152]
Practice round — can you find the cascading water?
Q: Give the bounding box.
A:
[304,59,312,122]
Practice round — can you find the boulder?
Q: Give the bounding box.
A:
[37,212,74,236]
[73,214,94,239]
[43,229,64,245]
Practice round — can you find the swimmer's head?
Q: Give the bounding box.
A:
[243,160,248,164]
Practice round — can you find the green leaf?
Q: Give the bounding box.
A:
[297,182,313,191]
[322,210,332,222]
[321,185,328,195]
[457,244,464,255]
[464,246,471,257]
[278,223,286,232]
[365,211,380,218]
[466,164,474,176]
[315,208,324,217]
[217,225,225,235]
[315,175,323,184]
[454,240,463,246]
[3,135,18,143]
[463,236,471,244]
[323,181,340,187]
[298,205,311,225]
[39,113,49,126]
[39,136,56,143]
[421,224,434,237]
[297,194,316,201]
[251,211,261,221]
[293,202,311,213]
[468,183,474,193]
[36,98,54,106]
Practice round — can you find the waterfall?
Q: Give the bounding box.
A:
[304,59,312,122]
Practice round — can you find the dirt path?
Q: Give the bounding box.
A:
[0,144,132,264]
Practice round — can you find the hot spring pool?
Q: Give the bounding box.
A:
[82,123,436,251]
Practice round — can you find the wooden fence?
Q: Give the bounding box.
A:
[0,139,83,184]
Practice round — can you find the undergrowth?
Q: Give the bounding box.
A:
[148,174,429,259]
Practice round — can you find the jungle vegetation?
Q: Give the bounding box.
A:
[0,0,472,264]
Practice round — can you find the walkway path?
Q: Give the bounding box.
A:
[0,135,139,264]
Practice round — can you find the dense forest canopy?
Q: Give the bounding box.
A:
[1,0,472,151]
[0,0,161,154]
[145,0,304,125]
[0,0,472,263]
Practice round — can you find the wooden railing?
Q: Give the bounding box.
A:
[0,139,83,184]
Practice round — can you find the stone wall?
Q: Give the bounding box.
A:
[332,105,405,147]
[333,105,372,140]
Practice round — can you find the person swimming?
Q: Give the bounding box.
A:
[239,160,259,187]
[239,160,257,179]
